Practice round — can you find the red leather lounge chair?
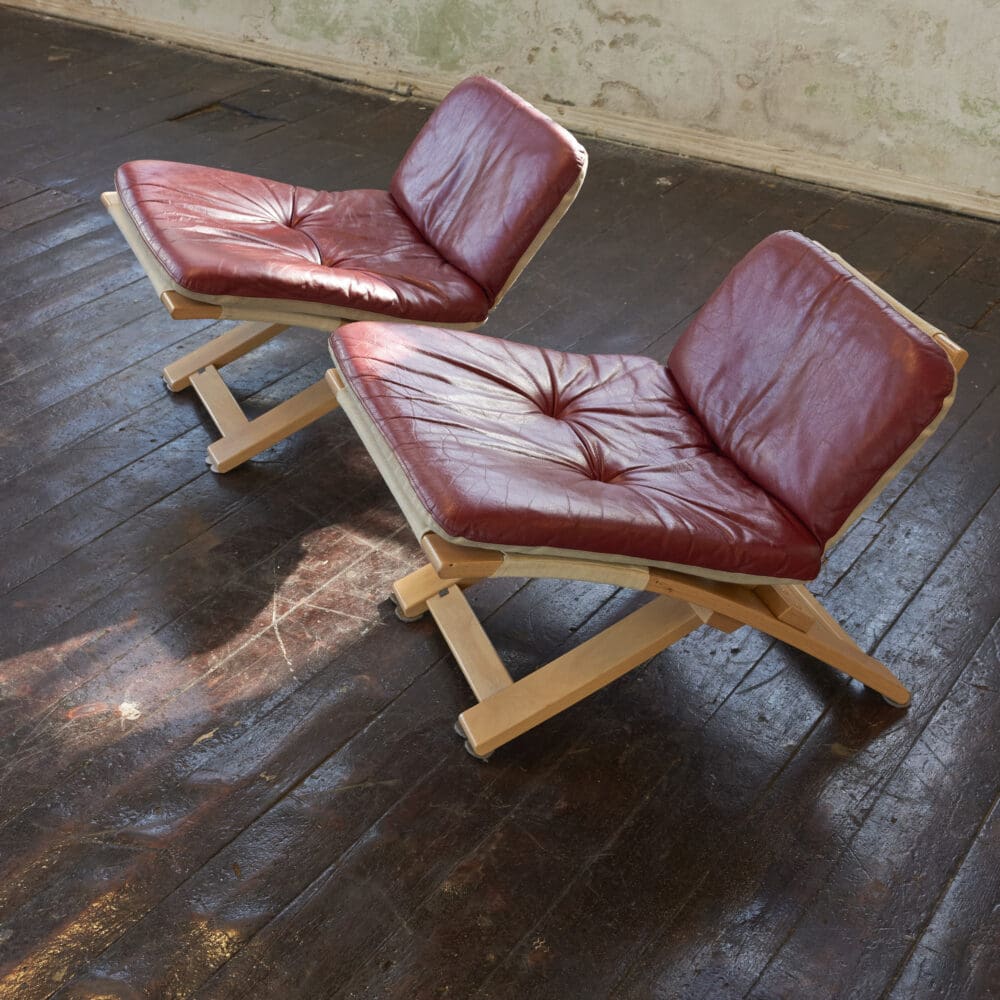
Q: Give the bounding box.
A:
[102,77,587,471]
[326,231,967,758]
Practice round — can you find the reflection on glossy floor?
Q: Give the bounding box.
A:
[1,8,998,998]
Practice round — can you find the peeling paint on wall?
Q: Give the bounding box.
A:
[39,0,1000,198]
[391,0,501,72]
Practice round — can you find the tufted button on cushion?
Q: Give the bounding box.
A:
[330,323,824,581]
[115,160,493,324]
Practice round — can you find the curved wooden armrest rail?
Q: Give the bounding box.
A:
[392,533,910,759]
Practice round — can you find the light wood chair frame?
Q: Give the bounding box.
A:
[101,163,585,472]
[390,532,915,759]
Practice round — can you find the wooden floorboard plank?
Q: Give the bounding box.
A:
[889,215,995,312]
[798,194,895,252]
[0,19,144,95]
[1,248,144,336]
[740,616,1000,1000]
[0,335,333,519]
[325,600,749,1000]
[0,540,439,996]
[189,675,572,1000]
[920,268,999,330]
[0,44,203,167]
[0,453,391,825]
[828,203,958,286]
[0,228,51,270]
[886,792,1000,1000]
[0,356,348,678]
[957,224,1000,285]
[12,202,117,250]
[0,542,526,998]
[0,227,131,311]
[1,305,218,428]
[1,51,276,177]
[0,279,155,387]
[33,583,637,998]
[0,187,83,231]
[0,322,325,485]
[0,177,44,208]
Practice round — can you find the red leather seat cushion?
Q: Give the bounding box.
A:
[391,76,587,302]
[330,323,823,581]
[115,160,492,324]
[669,231,956,545]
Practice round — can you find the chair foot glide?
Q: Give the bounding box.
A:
[464,741,493,762]
[390,564,465,621]
[390,592,427,623]
[881,692,911,709]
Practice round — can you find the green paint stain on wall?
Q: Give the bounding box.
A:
[960,94,1000,119]
[393,1,500,72]
[856,90,996,147]
[804,83,819,97]
[274,0,347,44]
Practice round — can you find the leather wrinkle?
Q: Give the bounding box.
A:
[330,225,955,582]
[116,162,495,322]
[116,77,585,325]
[331,318,825,580]
[669,230,956,547]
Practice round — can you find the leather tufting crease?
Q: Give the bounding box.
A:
[115,162,493,322]
[330,321,825,581]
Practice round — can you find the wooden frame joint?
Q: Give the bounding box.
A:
[205,376,340,473]
[162,320,289,391]
[420,533,504,580]
[160,289,223,321]
[754,584,816,632]
[391,549,913,756]
[455,595,702,757]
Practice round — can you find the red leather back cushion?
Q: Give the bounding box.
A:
[390,76,586,303]
[668,231,956,545]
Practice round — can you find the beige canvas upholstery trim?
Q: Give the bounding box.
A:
[492,166,587,305]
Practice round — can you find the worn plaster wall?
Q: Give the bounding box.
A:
[10,0,1000,214]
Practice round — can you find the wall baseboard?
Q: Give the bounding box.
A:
[7,0,999,222]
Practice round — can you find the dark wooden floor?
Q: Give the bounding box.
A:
[1,8,998,999]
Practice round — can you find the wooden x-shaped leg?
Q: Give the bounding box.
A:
[392,534,911,759]
[158,316,341,472]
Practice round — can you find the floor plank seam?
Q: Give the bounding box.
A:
[0,337,329,487]
[876,787,1000,1000]
[739,616,1000,998]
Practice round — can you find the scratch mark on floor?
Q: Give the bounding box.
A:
[272,561,298,681]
